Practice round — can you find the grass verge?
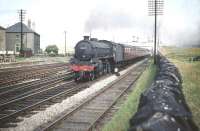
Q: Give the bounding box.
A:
[102,60,157,131]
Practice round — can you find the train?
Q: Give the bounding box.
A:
[70,36,150,81]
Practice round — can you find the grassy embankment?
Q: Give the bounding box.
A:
[161,47,200,128]
[102,60,157,131]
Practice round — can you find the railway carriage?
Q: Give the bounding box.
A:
[70,36,149,81]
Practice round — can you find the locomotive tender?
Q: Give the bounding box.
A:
[70,36,149,81]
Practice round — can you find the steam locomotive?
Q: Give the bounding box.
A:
[70,36,149,81]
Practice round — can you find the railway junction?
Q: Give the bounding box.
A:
[0,0,200,130]
[0,57,150,130]
[0,53,199,131]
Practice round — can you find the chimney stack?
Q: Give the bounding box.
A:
[83,36,90,40]
[28,19,31,29]
[32,22,35,31]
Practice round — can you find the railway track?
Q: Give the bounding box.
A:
[0,66,67,87]
[41,59,149,131]
[0,71,73,105]
[0,60,45,68]
[0,77,91,128]
[0,69,116,130]
[0,63,66,74]
[0,63,69,87]
[0,69,70,93]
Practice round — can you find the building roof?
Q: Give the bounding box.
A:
[0,26,5,30]
[6,22,39,35]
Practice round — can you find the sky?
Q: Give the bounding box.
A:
[0,0,200,53]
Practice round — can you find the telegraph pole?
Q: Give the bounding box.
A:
[64,31,66,56]
[18,9,26,56]
[154,0,157,64]
[148,0,164,64]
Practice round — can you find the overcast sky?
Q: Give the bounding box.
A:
[0,0,200,53]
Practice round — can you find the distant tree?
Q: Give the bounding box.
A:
[45,45,59,55]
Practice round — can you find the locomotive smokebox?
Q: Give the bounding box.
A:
[83,36,90,40]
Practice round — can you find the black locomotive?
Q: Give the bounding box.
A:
[70,36,149,81]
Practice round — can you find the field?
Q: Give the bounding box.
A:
[161,47,200,128]
[102,60,157,131]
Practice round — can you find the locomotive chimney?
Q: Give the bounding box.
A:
[83,36,90,40]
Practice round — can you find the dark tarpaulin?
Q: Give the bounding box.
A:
[128,56,199,131]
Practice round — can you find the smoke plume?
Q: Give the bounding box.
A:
[84,7,134,32]
[172,0,200,47]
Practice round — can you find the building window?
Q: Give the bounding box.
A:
[16,35,19,39]
[16,43,20,52]
[16,34,25,39]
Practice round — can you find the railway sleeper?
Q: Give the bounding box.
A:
[36,106,49,111]
[24,111,38,118]
[1,109,16,114]
[0,114,8,118]
[50,98,64,103]
[0,122,18,128]
[8,117,24,123]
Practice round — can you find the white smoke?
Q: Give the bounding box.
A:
[84,6,134,32]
